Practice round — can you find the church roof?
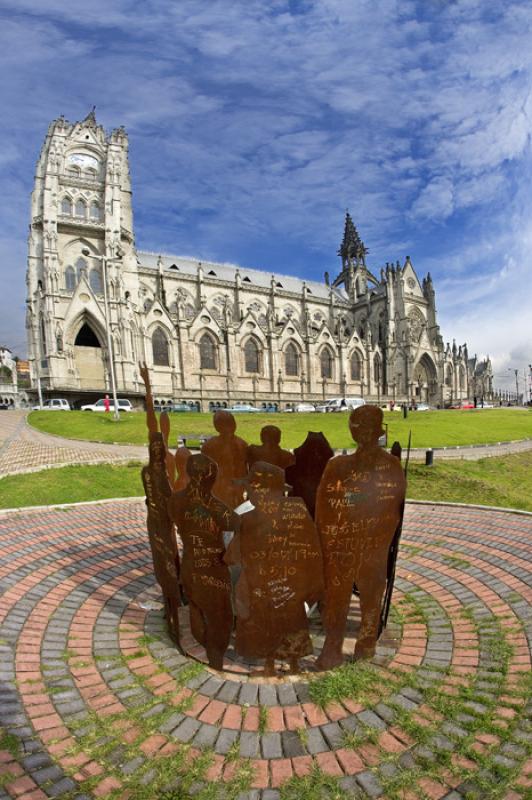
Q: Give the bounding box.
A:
[137,251,350,303]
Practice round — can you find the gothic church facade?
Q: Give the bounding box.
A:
[26,112,492,409]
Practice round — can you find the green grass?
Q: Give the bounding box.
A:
[28,407,532,450]
[407,451,532,512]
[2,452,531,511]
[0,462,143,509]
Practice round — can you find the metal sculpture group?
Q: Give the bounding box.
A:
[140,363,407,674]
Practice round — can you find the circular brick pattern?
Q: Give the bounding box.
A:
[0,500,530,800]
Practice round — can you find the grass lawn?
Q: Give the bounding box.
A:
[1,451,531,511]
[28,407,532,450]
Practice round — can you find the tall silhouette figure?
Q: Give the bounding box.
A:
[201,410,248,508]
[168,454,235,669]
[315,406,406,668]
[225,462,323,675]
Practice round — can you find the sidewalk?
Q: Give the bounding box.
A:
[0,411,147,478]
[0,500,530,799]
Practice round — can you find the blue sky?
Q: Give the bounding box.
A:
[0,0,531,391]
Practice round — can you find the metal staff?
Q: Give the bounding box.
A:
[379,430,411,635]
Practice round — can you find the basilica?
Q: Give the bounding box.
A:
[26,111,493,410]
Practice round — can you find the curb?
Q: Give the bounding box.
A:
[1,495,530,518]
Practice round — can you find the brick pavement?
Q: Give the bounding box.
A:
[0,411,146,478]
[0,500,530,798]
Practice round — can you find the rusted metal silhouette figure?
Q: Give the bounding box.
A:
[315,406,406,668]
[201,410,248,508]
[285,431,334,518]
[174,446,192,491]
[225,462,323,675]
[141,433,181,644]
[160,410,177,485]
[139,362,181,644]
[247,425,295,471]
[168,454,235,669]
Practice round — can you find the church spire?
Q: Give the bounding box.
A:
[82,106,97,127]
[337,211,368,267]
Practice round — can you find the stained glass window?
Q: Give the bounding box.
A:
[350,351,363,380]
[320,348,333,379]
[285,343,299,376]
[152,328,170,367]
[199,333,217,370]
[244,339,260,373]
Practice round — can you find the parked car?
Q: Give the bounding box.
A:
[227,403,261,413]
[32,398,71,411]
[478,402,494,409]
[416,403,430,411]
[81,398,133,412]
[294,403,316,413]
[171,402,199,412]
[317,397,366,413]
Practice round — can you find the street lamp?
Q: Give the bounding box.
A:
[508,368,519,405]
[82,248,120,420]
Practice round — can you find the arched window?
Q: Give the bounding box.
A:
[90,201,101,221]
[75,198,87,218]
[65,266,76,292]
[89,268,102,294]
[284,343,299,376]
[199,333,217,370]
[445,365,452,387]
[320,348,333,380]
[374,354,382,384]
[244,339,260,373]
[152,328,170,367]
[350,351,363,381]
[75,257,87,281]
[61,197,72,215]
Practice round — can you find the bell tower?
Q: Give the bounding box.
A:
[26,109,137,401]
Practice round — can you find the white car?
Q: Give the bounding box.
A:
[416,403,430,411]
[294,403,316,413]
[317,397,366,413]
[81,398,133,412]
[32,398,71,411]
[227,403,261,413]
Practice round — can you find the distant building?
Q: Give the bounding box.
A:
[26,111,492,409]
[0,346,28,407]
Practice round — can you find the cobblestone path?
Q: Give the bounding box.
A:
[0,412,146,478]
[0,501,530,799]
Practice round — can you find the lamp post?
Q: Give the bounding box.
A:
[508,368,519,406]
[82,248,120,421]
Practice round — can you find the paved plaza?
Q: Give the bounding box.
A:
[0,500,530,799]
[0,413,146,478]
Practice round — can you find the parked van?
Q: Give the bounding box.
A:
[317,397,365,413]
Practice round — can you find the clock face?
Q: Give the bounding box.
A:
[67,153,99,170]
[407,277,416,289]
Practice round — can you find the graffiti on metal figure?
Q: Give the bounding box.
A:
[315,406,406,669]
[225,462,323,675]
[139,366,408,674]
[168,454,236,670]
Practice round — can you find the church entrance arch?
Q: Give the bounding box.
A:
[73,319,107,391]
[414,353,438,404]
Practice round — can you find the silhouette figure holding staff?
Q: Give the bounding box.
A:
[201,410,248,508]
[225,462,323,675]
[141,433,181,644]
[247,425,295,470]
[168,454,235,669]
[285,432,334,518]
[315,406,405,668]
